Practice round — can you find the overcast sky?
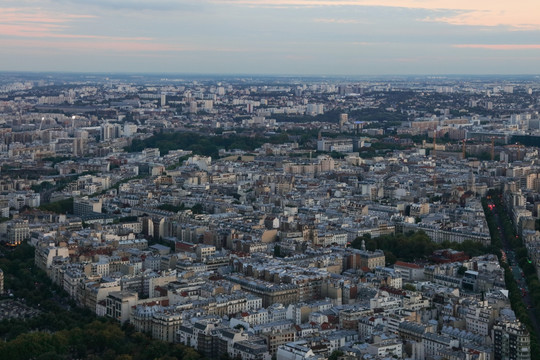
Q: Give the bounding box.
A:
[1,0,540,75]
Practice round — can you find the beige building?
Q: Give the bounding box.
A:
[345,248,386,271]
[265,329,296,355]
[106,291,138,324]
[73,197,102,216]
[493,320,531,360]
[7,220,29,246]
[152,311,183,342]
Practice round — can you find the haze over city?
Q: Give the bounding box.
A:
[2,0,540,74]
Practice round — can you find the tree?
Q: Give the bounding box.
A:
[182,348,202,360]
[220,353,232,360]
[384,251,397,265]
[38,198,74,214]
[191,203,204,214]
[115,355,133,360]
[273,245,282,258]
[403,284,416,292]
[329,350,344,360]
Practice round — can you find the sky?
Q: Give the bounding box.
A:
[1,0,540,75]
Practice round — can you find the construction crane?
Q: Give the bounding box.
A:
[489,136,505,161]
[432,130,437,158]
[430,130,437,188]
[517,143,523,161]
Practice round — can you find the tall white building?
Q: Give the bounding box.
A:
[161,93,167,107]
[123,123,138,137]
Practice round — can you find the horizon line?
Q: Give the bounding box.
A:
[1,70,540,78]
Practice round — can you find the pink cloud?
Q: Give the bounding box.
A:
[0,5,271,57]
[0,7,153,43]
[0,23,152,41]
[314,18,360,24]
[453,44,540,50]
[0,38,255,54]
[0,38,180,52]
[0,8,95,26]
[215,0,540,30]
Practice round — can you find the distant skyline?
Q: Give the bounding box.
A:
[1,0,540,75]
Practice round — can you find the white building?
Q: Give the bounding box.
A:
[367,337,403,358]
[394,261,425,282]
[276,341,317,360]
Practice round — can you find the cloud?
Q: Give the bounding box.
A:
[0,7,156,43]
[214,0,540,30]
[0,6,263,55]
[57,0,205,12]
[0,24,153,41]
[0,37,257,55]
[350,41,382,46]
[284,54,315,60]
[453,44,540,50]
[314,18,361,24]
[0,39,183,52]
[425,8,540,30]
[0,7,95,22]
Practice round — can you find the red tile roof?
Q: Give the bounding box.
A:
[394,261,422,269]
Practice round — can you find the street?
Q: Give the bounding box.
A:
[490,203,540,339]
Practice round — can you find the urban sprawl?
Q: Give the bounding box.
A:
[0,73,539,360]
